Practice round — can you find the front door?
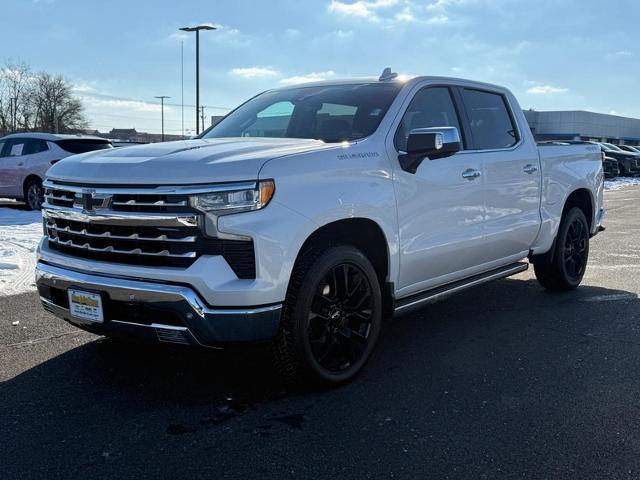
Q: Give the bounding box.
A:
[389,86,485,298]
[0,138,27,197]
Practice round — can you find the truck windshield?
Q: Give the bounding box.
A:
[203,83,402,143]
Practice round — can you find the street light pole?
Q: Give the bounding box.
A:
[179,24,216,135]
[154,95,170,142]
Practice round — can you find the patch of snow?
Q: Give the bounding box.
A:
[604,178,640,191]
[0,204,42,297]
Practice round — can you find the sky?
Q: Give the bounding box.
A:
[1,0,638,135]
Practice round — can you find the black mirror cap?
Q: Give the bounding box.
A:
[400,127,462,173]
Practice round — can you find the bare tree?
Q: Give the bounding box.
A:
[0,60,32,134]
[0,61,87,135]
[31,72,87,133]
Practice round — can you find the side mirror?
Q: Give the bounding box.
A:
[399,127,462,174]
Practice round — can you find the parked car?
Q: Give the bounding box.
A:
[0,133,113,210]
[618,145,640,154]
[603,156,621,177]
[36,71,604,385]
[598,142,640,176]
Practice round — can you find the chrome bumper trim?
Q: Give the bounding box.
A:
[36,262,282,345]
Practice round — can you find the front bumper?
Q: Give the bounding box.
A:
[36,262,282,347]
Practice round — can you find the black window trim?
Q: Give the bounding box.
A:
[455,86,522,152]
[393,84,470,153]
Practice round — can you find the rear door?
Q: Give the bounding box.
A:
[458,87,541,263]
[388,85,486,297]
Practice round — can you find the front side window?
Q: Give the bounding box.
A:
[7,139,27,157]
[461,89,519,150]
[394,87,462,152]
[204,83,402,143]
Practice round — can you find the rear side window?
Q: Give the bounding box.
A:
[461,89,519,150]
[56,139,112,154]
[24,139,49,155]
[395,87,463,152]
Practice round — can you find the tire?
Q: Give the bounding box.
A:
[619,164,628,177]
[272,244,383,386]
[24,178,44,211]
[534,207,589,291]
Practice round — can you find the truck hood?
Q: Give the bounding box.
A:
[47,137,334,185]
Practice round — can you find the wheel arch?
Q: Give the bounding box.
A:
[292,218,394,317]
[22,174,43,198]
[531,187,594,265]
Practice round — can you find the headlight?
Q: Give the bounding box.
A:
[190,180,275,215]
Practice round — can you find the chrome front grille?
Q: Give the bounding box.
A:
[42,181,257,277]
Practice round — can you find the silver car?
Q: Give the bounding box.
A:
[0,133,112,210]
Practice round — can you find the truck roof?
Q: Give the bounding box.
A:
[268,75,510,94]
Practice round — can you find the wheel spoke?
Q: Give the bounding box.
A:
[307,261,375,373]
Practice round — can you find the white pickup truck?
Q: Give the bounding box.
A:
[36,70,605,385]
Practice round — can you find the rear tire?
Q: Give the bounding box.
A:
[24,178,44,211]
[534,207,589,291]
[272,244,382,386]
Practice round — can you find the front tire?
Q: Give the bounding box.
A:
[24,179,44,211]
[272,245,383,386]
[534,207,590,291]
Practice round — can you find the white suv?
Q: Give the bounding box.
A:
[0,133,112,210]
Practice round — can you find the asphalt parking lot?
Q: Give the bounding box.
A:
[1,187,640,479]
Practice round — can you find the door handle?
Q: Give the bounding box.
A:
[523,164,538,174]
[462,168,481,180]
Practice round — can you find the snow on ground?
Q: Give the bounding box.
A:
[0,203,42,297]
[604,177,640,191]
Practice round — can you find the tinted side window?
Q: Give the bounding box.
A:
[461,89,519,150]
[24,139,49,155]
[395,87,462,152]
[56,140,112,154]
[0,140,6,157]
[6,139,27,157]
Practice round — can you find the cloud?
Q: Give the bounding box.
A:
[279,71,336,85]
[229,67,280,79]
[328,0,400,21]
[526,85,568,95]
[426,14,449,24]
[605,50,633,60]
[72,83,97,93]
[79,96,165,113]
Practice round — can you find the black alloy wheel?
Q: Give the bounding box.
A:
[534,207,590,291]
[563,215,588,282]
[273,245,382,386]
[307,263,374,373]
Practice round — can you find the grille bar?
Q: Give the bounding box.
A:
[48,236,197,258]
[112,200,188,207]
[45,222,196,243]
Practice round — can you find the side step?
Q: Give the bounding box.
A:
[394,262,529,315]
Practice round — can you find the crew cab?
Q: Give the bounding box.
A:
[0,133,112,210]
[35,71,605,385]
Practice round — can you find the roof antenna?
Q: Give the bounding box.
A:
[379,67,398,82]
